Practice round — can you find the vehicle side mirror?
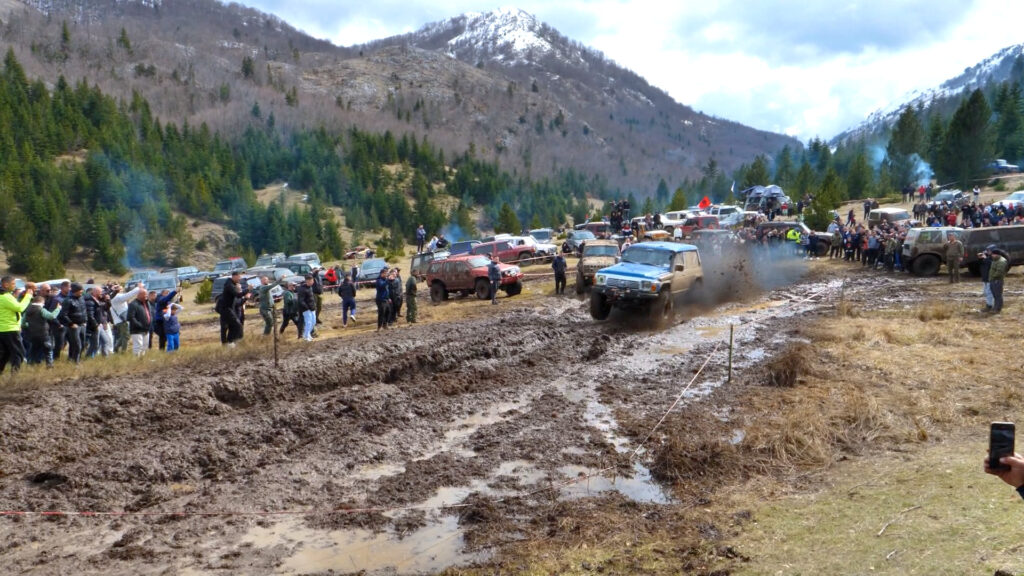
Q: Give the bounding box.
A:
[615,257,621,263]
[675,264,685,272]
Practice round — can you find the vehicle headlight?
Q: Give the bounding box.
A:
[641,281,651,290]
[596,274,606,285]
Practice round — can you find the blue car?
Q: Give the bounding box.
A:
[590,242,704,325]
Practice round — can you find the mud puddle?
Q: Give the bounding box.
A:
[242,515,486,575]
[558,462,672,504]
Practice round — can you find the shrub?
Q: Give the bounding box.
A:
[194,278,213,304]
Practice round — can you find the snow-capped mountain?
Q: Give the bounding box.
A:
[834,43,1024,144]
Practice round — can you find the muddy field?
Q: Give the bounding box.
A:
[0,257,1005,575]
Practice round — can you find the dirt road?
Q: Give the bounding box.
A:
[0,263,941,574]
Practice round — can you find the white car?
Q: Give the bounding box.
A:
[994,191,1024,211]
[509,235,557,261]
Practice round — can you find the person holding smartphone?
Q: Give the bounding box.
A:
[985,453,1024,498]
[985,422,1024,498]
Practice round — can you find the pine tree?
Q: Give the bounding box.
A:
[938,89,992,188]
[845,150,873,200]
[495,202,521,234]
[742,155,770,188]
[669,187,687,210]
[805,169,843,230]
[885,106,925,188]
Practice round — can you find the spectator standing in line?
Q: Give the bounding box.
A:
[973,186,981,203]
[22,293,59,367]
[257,275,281,336]
[0,276,33,374]
[988,247,1009,314]
[416,224,427,253]
[47,281,70,360]
[58,283,88,363]
[109,283,139,354]
[551,253,567,295]
[127,288,151,357]
[488,255,502,305]
[375,268,391,332]
[163,303,183,352]
[153,289,178,351]
[389,268,403,325]
[944,232,964,283]
[216,271,244,346]
[84,286,101,358]
[977,247,995,312]
[279,282,302,338]
[405,272,418,323]
[350,264,359,287]
[338,274,357,327]
[297,274,317,342]
[312,268,324,327]
[146,290,159,349]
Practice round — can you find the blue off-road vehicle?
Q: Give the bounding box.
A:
[589,242,704,326]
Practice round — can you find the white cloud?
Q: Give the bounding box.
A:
[239,0,1024,141]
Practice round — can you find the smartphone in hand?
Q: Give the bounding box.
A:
[989,422,1015,472]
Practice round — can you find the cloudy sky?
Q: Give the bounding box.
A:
[239,0,1024,141]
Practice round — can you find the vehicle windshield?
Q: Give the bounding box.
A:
[621,246,671,268]
[574,231,596,241]
[584,245,619,257]
[934,192,956,201]
[1007,192,1024,201]
[885,211,911,220]
[466,256,492,268]
[213,262,234,272]
[255,256,277,266]
[530,231,551,242]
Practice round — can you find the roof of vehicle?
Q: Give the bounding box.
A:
[870,207,911,214]
[625,241,697,253]
[585,239,620,247]
[691,228,735,236]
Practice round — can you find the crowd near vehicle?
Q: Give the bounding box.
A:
[995,191,1024,211]
[575,240,621,294]
[589,242,703,326]
[989,159,1020,174]
[146,273,180,295]
[425,254,523,302]
[901,225,1024,276]
[754,221,833,257]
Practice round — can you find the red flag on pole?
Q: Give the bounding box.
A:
[698,196,711,210]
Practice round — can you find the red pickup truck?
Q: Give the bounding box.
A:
[426,254,524,302]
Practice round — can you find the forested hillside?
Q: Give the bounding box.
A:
[0,49,601,278]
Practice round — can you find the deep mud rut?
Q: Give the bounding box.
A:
[0,265,932,575]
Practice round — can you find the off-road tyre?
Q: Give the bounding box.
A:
[910,254,940,277]
[575,270,586,294]
[430,282,447,303]
[505,281,523,296]
[519,251,535,264]
[649,290,674,327]
[589,292,611,320]
[474,279,490,300]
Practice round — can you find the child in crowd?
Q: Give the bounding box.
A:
[163,303,183,351]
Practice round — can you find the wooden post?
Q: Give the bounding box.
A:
[272,306,279,368]
[728,324,734,383]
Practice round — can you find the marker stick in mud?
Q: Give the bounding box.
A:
[728,324,734,383]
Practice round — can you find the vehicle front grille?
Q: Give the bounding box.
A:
[607,277,639,289]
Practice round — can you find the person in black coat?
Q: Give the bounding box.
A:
[296,274,317,342]
[126,288,152,357]
[57,283,88,363]
[216,272,244,346]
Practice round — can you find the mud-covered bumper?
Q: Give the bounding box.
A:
[593,285,659,304]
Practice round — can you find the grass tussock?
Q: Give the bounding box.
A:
[916,302,954,322]
[761,342,816,387]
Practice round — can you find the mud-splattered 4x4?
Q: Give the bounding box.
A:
[576,240,621,294]
[590,242,703,326]
[426,254,524,302]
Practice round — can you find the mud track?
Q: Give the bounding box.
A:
[0,265,863,574]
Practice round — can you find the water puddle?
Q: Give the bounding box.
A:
[242,515,485,575]
[419,398,530,461]
[352,462,406,481]
[557,462,672,504]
